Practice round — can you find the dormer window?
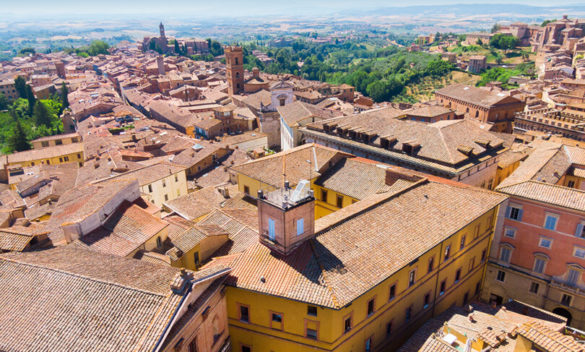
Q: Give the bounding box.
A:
[402,142,420,156]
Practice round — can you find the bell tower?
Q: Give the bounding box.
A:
[257,179,315,256]
[159,22,166,38]
[225,46,244,96]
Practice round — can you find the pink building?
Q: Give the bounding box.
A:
[483,141,585,329]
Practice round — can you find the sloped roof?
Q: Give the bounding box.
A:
[219,180,505,308]
[498,181,585,213]
[436,84,522,108]
[78,201,169,257]
[0,246,184,352]
[277,101,342,127]
[231,143,348,188]
[306,108,506,166]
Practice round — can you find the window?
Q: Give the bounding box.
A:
[194,252,200,267]
[64,156,69,162]
[389,284,396,301]
[244,186,250,195]
[428,257,434,273]
[475,281,481,296]
[55,139,63,145]
[321,189,328,202]
[409,270,416,287]
[575,223,585,238]
[405,306,412,322]
[41,141,49,147]
[506,205,523,221]
[241,346,251,352]
[307,306,317,317]
[271,313,282,323]
[156,236,162,248]
[240,305,249,322]
[561,294,573,306]
[367,299,375,316]
[175,175,178,182]
[344,317,352,333]
[496,270,506,282]
[444,245,451,261]
[529,282,539,294]
[575,247,585,259]
[500,247,512,263]
[533,258,546,274]
[568,180,576,188]
[268,218,276,241]
[148,185,153,193]
[297,218,304,236]
[460,235,466,250]
[455,268,461,283]
[481,249,487,262]
[162,180,166,187]
[539,237,552,249]
[440,280,446,295]
[424,293,430,309]
[365,337,372,352]
[306,328,318,340]
[463,291,469,305]
[469,257,476,271]
[504,227,516,239]
[544,214,558,230]
[386,322,392,336]
[568,269,580,287]
[279,98,286,107]
[164,194,169,201]
[336,195,343,208]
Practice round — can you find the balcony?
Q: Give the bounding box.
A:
[551,276,585,294]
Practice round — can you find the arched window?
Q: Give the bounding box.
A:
[235,57,239,65]
[236,72,240,78]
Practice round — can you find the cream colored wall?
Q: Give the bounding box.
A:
[143,170,188,207]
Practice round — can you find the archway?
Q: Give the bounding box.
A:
[553,307,572,325]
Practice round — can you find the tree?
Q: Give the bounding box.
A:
[174,40,180,54]
[14,76,27,98]
[490,34,518,50]
[8,120,30,152]
[491,23,501,34]
[60,82,69,110]
[0,94,8,110]
[19,47,35,56]
[25,85,36,116]
[34,101,51,127]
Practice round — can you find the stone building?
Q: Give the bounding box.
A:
[435,84,526,133]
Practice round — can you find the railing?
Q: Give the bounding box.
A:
[551,276,585,293]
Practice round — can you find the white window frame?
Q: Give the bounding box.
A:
[574,247,585,259]
[504,227,516,239]
[539,236,553,249]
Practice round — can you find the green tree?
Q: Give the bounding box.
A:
[19,47,35,56]
[0,94,8,110]
[174,40,181,54]
[33,101,51,127]
[8,120,30,152]
[14,76,27,98]
[60,82,69,110]
[25,85,36,116]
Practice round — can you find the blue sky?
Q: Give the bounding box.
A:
[5,0,585,16]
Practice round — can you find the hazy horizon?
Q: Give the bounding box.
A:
[4,0,585,18]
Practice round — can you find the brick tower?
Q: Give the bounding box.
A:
[225,46,244,96]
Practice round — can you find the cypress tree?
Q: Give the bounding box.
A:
[34,101,51,127]
[8,120,30,152]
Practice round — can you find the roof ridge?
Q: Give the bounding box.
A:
[0,255,171,297]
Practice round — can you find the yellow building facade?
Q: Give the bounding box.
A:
[225,209,497,351]
[216,175,504,352]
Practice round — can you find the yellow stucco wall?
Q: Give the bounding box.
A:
[11,150,84,169]
[143,170,188,207]
[225,207,499,351]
